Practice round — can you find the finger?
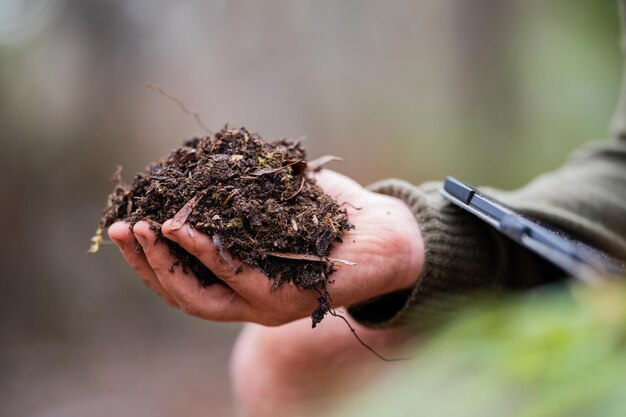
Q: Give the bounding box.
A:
[108,222,179,307]
[133,221,254,322]
[161,219,268,296]
[161,220,329,324]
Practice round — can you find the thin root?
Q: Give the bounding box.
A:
[327,308,412,362]
[145,82,212,134]
[340,201,363,210]
[282,176,305,201]
[307,155,343,172]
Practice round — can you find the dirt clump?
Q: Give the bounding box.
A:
[94,126,352,327]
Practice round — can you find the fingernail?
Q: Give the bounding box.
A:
[162,221,178,242]
[110,237,125,251]
[134,233,147,248]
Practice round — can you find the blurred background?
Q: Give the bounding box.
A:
[0,0,622,416]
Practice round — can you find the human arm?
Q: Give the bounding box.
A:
[347,137,626,328]
[230,316,412,417]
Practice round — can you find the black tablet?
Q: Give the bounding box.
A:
[440,176,625,284]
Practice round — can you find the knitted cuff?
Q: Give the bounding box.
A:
[348,179,504,329]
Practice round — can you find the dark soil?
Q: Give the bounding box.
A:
[97,126,352,327]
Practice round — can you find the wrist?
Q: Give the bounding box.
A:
[390,195,425,291]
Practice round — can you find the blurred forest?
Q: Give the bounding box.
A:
[0,1,622,416]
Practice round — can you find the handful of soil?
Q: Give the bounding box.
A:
[92,126,352,326]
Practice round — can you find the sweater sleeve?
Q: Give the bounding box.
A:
[348,138,626,329]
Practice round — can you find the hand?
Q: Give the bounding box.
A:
[108,169,424,326]
[231,316,414,417]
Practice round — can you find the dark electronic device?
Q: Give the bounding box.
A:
[440,177,626,284]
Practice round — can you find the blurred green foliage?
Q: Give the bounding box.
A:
[336,283,626,417]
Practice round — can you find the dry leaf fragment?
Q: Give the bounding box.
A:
[170,189,208,231]
[88,226,104,254]
[267,251,356,266]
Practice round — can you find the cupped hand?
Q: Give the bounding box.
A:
[108,169,424,326]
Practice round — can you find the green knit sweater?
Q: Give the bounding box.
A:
[349,3,626,329]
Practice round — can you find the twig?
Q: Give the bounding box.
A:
[145,82,212,134]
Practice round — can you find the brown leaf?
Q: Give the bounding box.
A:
[267,252,324,262]
[327,257,356,266]
[287,159,308,175]
[170,189,208,231]
[267,251,356,266]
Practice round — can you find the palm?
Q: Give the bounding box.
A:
[309,170,423,309]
